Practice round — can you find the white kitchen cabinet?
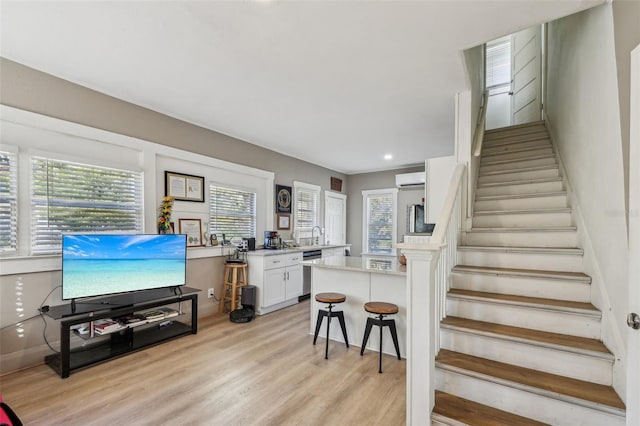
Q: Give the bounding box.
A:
[247,251,303,315]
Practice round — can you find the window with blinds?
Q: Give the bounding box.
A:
[209,185,256,238]
[486,36,511,88]
[363,190,395,254]
[294,184,319,231]
[0,151,18,254]
[31,157,143,255]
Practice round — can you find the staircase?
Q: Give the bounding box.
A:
[432,122,626,425]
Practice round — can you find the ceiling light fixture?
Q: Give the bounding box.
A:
[384,154,393,160]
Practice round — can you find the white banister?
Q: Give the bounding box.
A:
[397,164,466,425]
[472,89,489,158]
[467,90,488,223]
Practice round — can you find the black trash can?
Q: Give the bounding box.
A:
[230,285,256,323]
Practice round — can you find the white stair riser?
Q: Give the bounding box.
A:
[457,249,583,273]
[435,369,625,426]
[482,139,552,156]
[481,147,554,164]
[476,180,564,197]
[478,167,560,184]
[440,329,613,385]
[451,272,591,302]
[464,230,578,248]
[481,156,557,173]
[475,194,568,211]
[484,130,549,147]
[446,298,601,338]
[472,211,573,228]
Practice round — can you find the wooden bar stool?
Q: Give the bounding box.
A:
[360,301,401,373]
[219,262,248,313]
[313,292,349,359]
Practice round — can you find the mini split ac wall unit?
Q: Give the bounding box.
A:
[395,172,425,188]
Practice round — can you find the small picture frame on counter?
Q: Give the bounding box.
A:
[179,218,203,247]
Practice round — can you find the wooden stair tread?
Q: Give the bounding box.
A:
[472,208,571,216]
[477,176,562,187]
[433,391,548,426]
[441,316,611,355]
[458,246,583,255]
[448,288,597,312]
[481,153,556,166]
[436,350,626,411]
[479,164,559,177]
[482,144,552,157]
[467,226,577,233]
[453,264,590,281]
[475,191,566,201]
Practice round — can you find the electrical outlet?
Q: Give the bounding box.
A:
[207,288,215,298]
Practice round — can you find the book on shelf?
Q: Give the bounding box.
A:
[93,318,124,334]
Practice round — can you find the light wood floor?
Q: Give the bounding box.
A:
[0,300,406,425]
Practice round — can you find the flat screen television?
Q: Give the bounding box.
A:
[62,234,187,301]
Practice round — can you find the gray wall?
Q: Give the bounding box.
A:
[346,166,424,256]
[0,58,348,241]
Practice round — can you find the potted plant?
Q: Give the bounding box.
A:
[158,196,174,234]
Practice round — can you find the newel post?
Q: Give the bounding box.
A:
[399,244,441,426]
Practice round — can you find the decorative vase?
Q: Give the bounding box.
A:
[399,254,407,265]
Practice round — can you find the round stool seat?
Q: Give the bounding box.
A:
[364,301,398,315]
[315,292,346,304]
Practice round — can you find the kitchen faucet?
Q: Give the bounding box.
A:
[312,226,323,245]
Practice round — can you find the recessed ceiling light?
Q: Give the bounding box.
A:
[384,154,393,160]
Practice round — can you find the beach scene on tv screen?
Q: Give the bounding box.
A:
[62,234,186,299]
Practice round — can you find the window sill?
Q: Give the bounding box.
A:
[0,246,236,276]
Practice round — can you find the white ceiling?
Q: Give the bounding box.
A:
[0,1,601,174]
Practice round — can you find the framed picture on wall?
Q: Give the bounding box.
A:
[275,184,292,213]
[165,171,204,202]
[277,214,290,230]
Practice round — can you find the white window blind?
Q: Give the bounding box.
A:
[31,157,143,255]
[486,37,511,88]
[363,190,396,254]
[209,185,256,238]
[0,151,18,254]
[294,183,319,231]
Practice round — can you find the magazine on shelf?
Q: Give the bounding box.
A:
[157,307,179,318]
[139,307,179,321]
[117,313,147,328]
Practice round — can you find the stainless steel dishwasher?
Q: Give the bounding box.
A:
[300,249,322,301]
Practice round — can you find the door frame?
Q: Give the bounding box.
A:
[324,191,347,245]
[626,43,640,426]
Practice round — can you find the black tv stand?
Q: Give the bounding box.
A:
[44,287,199,378]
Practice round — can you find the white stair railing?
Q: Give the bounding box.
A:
[397,163,466,425]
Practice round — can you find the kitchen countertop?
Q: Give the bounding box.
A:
[246,244,351,257]
[303,255,406,276]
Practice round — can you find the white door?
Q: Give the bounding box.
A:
[324,191,346,245]
[511,25,542,125]
[626,43,640,426]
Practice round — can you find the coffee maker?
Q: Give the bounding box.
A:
[264,231,280,250]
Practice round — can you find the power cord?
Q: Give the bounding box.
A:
[40,285,61,354]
